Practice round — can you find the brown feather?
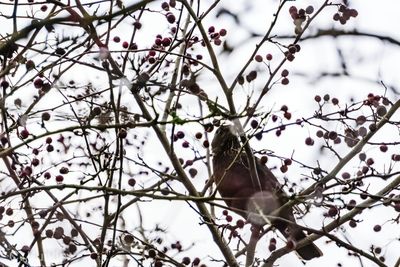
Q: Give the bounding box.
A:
[212,125,322,260]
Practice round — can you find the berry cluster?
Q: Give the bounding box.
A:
[333,5,358,25]
[289,6,314,34]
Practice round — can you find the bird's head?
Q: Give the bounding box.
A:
[211,124,241,155]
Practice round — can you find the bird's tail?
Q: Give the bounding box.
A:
[292,230,323,260]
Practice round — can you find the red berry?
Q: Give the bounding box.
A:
[282,78,289,85]
[254,55,263,62]
[55,175,64,183]
[90,252,98,259]
[113,36,120,43]
[328,206,338,217]
[341,172,350,179]
[182,141,189,148]
[161,2,169,10]
[281,69,289,77]
[380,144,388,152]
[219,29,227,36]
[373,225,381,232]
[214,39,221,46]
[268,243,276,252]
[34,78,43,89]
[236,219,245,228]
[289,6,297,15]
[266,54,273,61]
[122,41,129,49]
[305,137,314,146]
[176,131,185,139]
[20,129,30,139]
[166,13,176,24]
[162,37,171,46]
[280,165,288,173]
[195,132,202,139]
[128,178,136,187]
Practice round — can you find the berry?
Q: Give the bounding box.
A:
[376,105,387,116]
[214,39,222,46]
[266,54,272,61]
[289,6,297,15]
[236,219,245,228]
[128,178,136,186]
[286,53,295,61]
[380,144,388,152]
[161,2,169,10]
[162,37,171,46]
[1,80,9,89]
[182,141,189,148]
[20,129,30,139]
[55,175,64,183]
[202,140,209,148]
[32,158,40,166]
[133,21,142,29]
[328,206,338,217]
[113,36,120,43]
[42,112,51,121]
[176,131,185,139]
[268,243,276,252]
[59,167,69,174]
[182,257,190,265]
[219,29,227,36]
[34,78,43,89]
[166,13,176,24]
[122,41,129,49]
[280,165,288,173]
[254,55,263,62]
[341,172,350,179]
[281,69,289,77]
[314,95,321,102]
[284,158,292,165]
[305,137,314,146]
[305,6,314,14]
[90,252,98,259]
[373,225,381,232]
[26,60,35,70]
[188,168,197,178]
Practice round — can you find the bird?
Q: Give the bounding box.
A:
[211,124,322,260]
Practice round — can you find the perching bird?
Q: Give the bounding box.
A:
[211,124,322,260]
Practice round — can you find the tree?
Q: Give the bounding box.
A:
[0,0,399,266]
